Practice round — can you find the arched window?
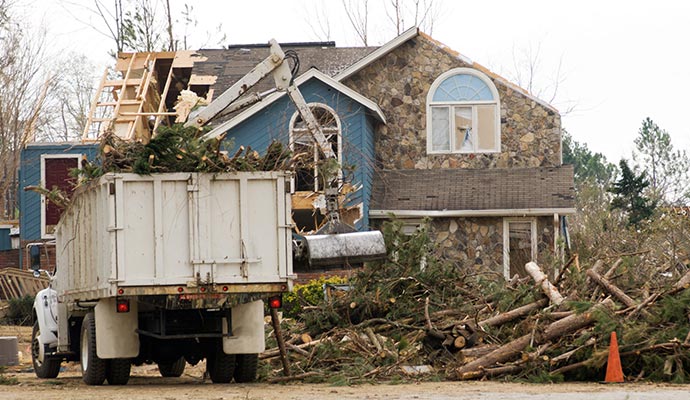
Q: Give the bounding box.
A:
[289,103,342,192]
[426,68,500,154]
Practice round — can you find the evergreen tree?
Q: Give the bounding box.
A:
[608,159,656,227]
[633,118,690,204]
[562,130,617,187]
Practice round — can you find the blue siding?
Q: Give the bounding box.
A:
[19,143,99,241]
[224,78,380,230]
[0,228,10,251]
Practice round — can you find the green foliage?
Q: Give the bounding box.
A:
[283,276,348,319]
[608,159,656,227]
[3,295,33,325]
[562,130,617,187]
[633,117,690,204]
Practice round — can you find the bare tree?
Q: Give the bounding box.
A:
[508,41,576,115]
[37,54,99,142]
[0,5,54,218]
[342,0,369,46]
[385,0,441,36]
[304,0,332,42]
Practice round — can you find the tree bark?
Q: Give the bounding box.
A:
[525,262,564,305]
[586,269,637,308]
[479,298,548,329]
[454,300,613,380]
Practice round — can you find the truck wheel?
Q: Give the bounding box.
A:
[31,321,61,379]
[80,313,107,385]
[106,359,131,385]
[233,354,258,383]
[207,348,236,383]
[158,357,186,377]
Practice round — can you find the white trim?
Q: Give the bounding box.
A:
[204,68,386,140]
[426,67,501,154]
[502,217,538,280]
[288,102,342,191]
[40,154,82,239]
[369,208,576,218]
[334,27,419,81]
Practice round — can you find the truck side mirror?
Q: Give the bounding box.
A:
[30,245,41,271]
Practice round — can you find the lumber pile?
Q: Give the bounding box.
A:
[259,221,690,384]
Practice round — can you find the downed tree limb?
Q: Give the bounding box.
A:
[267,372,319,383]
[590,258,623,301]
[586,269,637,308]
[260,338,326,360]
[525,262,564,305]
[270,308,291,376]
[478,298,548,329]
[453,299,613,380]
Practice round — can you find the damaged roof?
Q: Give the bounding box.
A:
[194,43,376,99]
[370,166,576,217]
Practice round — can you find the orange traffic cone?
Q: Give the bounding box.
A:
[604,331,624,383]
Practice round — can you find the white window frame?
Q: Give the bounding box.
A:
[502,217,538,279]
[426,67,501,155]
[288,102,342,191]
[40,154,82,239]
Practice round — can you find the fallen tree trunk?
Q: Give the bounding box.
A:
[454,300,613,380]
[525,262,564,305]
[586,269,637,308]
[478,298,548,329]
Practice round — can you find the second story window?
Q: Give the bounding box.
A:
[426,68,501,154]
[289,103,341,191]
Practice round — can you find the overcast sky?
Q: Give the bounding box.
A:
[27,0,690,165]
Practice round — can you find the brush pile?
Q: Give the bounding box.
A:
[86,124,295,177]
[260,219,690,384]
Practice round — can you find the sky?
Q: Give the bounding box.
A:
[25,0,690,165]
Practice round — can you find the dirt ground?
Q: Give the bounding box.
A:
[2,325,689,400]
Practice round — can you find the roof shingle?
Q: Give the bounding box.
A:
[371,166,575,212]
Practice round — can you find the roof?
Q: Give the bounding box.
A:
[203,68,386,139]
[370,166,575,217]
[334,28,558,114]
[194,44,376,99]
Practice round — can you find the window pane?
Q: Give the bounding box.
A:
[431,107,450,151]
[433,74,494,102]
[477,104,497,151]
[454,107,473,152]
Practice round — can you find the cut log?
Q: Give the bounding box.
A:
[478,298,548,329]
[586,269,637,308]
[454,300,613,379]
[453,336,466,349]
[525,262,564,305]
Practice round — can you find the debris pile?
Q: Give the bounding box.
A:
[260,220,690,384]
[92,124,295,176]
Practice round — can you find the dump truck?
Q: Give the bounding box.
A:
[32,172,292,384]
[30,40,386,385]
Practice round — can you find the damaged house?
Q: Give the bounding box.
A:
[18,27,574,278]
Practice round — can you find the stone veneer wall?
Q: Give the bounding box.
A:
[344,36,562,170]
[428,216,555,277]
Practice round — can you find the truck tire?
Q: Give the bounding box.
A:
[207,347,236,384]
[31,321,61,379]
[106,359,131,385]
[158,357,186,377]
[233,354,258,383]
[80,313,107,385]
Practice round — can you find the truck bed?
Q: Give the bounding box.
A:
[54,172,293,301]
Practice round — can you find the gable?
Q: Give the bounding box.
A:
[341,33,563,170]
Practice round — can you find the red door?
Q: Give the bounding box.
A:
[43,157,78,235]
